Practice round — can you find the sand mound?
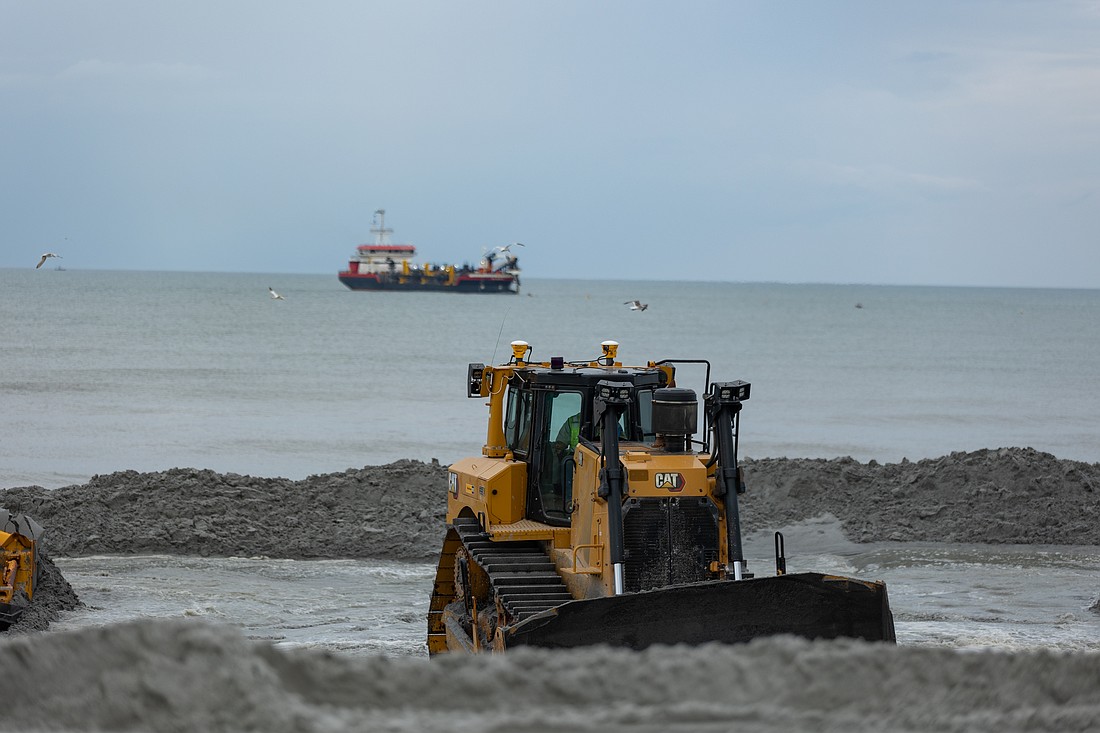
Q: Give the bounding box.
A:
[3,448,1097,563]
[2,448,1098,633]
[1,459,447,562]
[3,618,1099,732]
[739,447,1100,544]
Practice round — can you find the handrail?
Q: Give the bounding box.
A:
[571,543,603,575]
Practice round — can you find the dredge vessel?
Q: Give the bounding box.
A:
[338,209,521,293]
[428,340,895,654]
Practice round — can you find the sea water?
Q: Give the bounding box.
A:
[3,268,1099,489]
[3,268,1100,657]
[48,529,1100,656]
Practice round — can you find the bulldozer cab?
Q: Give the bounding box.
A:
[433,340,897,655]
[501,368,660,527]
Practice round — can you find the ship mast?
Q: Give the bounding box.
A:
[371,209,394,246]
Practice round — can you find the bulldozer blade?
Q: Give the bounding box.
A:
[0,601,27,631]
[502,572,895,650]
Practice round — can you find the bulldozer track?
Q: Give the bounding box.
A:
[451,516,573,623]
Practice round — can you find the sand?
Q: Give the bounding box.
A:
[2,447,1099,633]
[738,447,1100,544]
[3,618,1100,733]
[3,447,1100,732]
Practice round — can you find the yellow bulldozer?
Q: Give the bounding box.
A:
[0,510,43,630]
[428,340,895,654]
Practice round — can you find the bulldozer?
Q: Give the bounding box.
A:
[427,340,895,654]
[0,510,44,631]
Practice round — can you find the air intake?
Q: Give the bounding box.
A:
[651,387,697,452]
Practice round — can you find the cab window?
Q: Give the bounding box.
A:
[504,387,533,455]
[637,389,656,444]
[536,390,583,523]
[593,411,629,441]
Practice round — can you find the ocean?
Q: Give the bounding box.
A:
[3,268,1100,731]
[4,268,1099,489]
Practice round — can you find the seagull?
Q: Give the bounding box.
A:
[36,252,62,269]
[625,300,648,311]
[494,242,525,254]
[268,287,285,300]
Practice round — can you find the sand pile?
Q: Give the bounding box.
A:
[739,447,1100,544]
[1,459,447,562]
[2,447,1098,633]
[4,447,1097,559]
[4,618,1100,733]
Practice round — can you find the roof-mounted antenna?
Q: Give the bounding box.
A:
[371,209,393,245]
[491,311,509,364]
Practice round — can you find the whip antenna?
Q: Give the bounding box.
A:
[490,311,509,364]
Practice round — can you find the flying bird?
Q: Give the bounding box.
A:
[36,252,62,269]
[624,300,648,311]
[494,242,525,254]
[268,287,285,300]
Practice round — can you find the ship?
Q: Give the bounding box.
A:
[338,210,521,293]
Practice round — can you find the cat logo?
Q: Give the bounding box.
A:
[655,472,685,492]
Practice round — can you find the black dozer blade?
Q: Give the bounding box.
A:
[0,600,28,632]
[502,572,895,650]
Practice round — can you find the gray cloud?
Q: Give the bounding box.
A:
[57,59,213,83]
[2,0,1098,287]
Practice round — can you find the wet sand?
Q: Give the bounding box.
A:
[2,448,1099,633]
[2,448,1100,731]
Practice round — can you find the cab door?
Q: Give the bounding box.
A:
[526,388,583,526]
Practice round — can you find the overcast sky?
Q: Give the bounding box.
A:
[2,1,1099,286]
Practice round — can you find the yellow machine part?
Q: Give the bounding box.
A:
[447,457,527,526]
[429,345,896,654]
[0,530,36,604]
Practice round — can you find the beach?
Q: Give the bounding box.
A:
[2,448,1100,731]
[4,270,1100,731]
[4,447,1099,634]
